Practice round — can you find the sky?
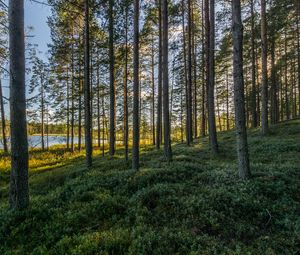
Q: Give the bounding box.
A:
[2,0,51,106]
[24,0,51,58]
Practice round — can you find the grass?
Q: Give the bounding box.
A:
[0,120,299,254]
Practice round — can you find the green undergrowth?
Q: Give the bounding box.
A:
[0,120,299,254]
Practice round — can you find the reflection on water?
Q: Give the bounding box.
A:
[0,135,123,150]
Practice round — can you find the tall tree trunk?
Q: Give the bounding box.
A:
[200,0,206,137]
[297,4,300,116]
[97,63,101,148]
[132,0,140,170]
[270,38,278,124]
[261,0,268,135]
[256,47,261,124]
[187,0,193,143]
[250,0,257,128]
[162,0,172,162]
[207,0,218,153]
[156,0,162,149]
[245,65,249,127]
[0,79,8,153]
[78,68,82,151]
[180,84,184,142]
[71,30,75,152]
[41,76,45,150]
[151,34,156,146]
[232,0,251,180]
[66,71,70,149]
[9,0,29,209]
[216,87,221,131]
[124,3,129,161]
[182,0,190,144]
[84,0,92,167]
[192,4,197,139]
[226,69,230,130]
[102,85,105,157]
[284,28,290,120]
[109,0,116,156]
[46,109,49,150]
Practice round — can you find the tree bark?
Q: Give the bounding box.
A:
[78,66,82,151]
[182,0,190,144]
[156,0,162,149]
[71,30,75,152]
[66,70,70,149]
[109,0,116,156]
[9,0,29,209]
[97,61,101,148]
[250,0,257,128]
[232,0,251,180]
[187,0,193,143]
[200,0,206,137]
[124,3,129,161]
[0,79,8,153]
[284,28,289,120]
[261,0,268,135]
[226,69,230,130]
[207,0,218,153]
[151,34,156,146]
[84,0,92,167]
[132,0,140,170]
[41,76,45,150]
[297,4,300,116]
[162,0,172,162]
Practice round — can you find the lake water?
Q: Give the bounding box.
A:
[0,135,122,150]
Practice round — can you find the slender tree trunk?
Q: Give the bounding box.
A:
[232,0,251,180]
[250,0,257,128]
[102,85,105,157]
[9,0,29,209]
[191,4,197,139]
[182,0,190,144]
[297,5,300,116]
[207,0,218,153]
[226,70,230,130]
[216,87,221,131]
[0,79,8,153]
[97,63,101,148]
[46,109,49,150]
[132,0,140,170]
[256,47,261,125]
[280,67,284,121]
[291,60,296,118]
[78,70,82,151]
[41,76,45,150]
[84,0,92,167]
[156,0,162,149]
[71,30,75,152]
[284,28,290,120]
[187,0,193,143]
[200,0,206,137]
[162,0,172,162]
[245,65,249,127]
[66,71,70,149]
[151,35,156,146]
[180,84,184,142]
[270,38,278,124]
[261,0,268,135]
[109,0,116,156]
[124,3,129,161]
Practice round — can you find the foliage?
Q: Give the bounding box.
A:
[0,120,299,254]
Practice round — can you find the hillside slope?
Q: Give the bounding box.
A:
[0,120,299,254]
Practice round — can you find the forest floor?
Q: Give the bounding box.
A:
[0,120,300,254]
